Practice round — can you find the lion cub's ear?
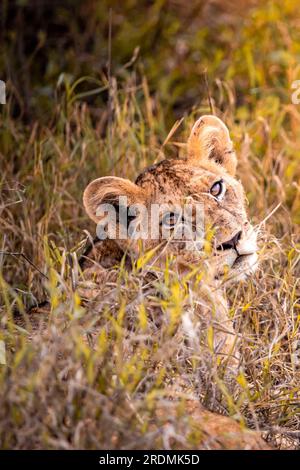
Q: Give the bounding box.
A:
[83,176,145,223]
[187,115,237,176]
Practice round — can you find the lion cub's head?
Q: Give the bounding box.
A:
[83,115,258,281]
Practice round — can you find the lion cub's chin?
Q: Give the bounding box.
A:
[214,250,258,283]
[229,252,259,281]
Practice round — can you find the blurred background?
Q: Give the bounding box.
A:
[2,0,262,122]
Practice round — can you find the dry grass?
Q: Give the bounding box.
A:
[1,0,300,450]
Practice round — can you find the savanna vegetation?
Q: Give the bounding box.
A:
[0,0,300,449]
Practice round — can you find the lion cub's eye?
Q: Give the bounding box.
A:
[161,212,181,228]
[210,180,226,200]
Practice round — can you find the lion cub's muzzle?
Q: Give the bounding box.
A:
[216,227,258,279]
[217,228,257,255]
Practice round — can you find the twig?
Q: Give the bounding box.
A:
[0,251,48,280]
[255,202,282,230]
[107,7,113,163]
[203,70,214,115]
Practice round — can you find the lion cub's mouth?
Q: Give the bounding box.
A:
[232,252,257,267]
[215,229,258,277]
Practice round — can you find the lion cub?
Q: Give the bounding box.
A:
[81,115,258,371]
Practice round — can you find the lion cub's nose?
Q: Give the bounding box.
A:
[218,230,242,251]
[230,230,242,248]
